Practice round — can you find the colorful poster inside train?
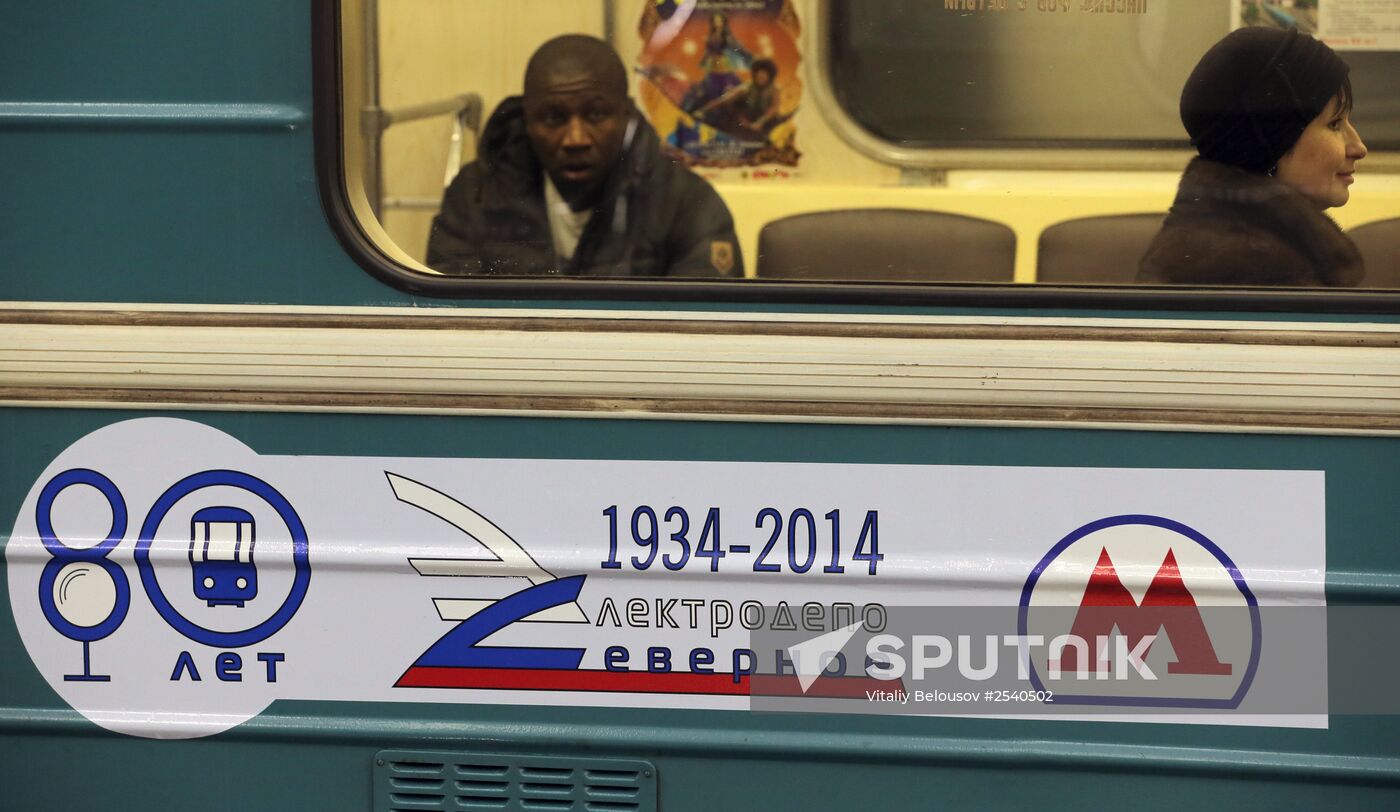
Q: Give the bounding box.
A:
[637,0,802,170]
[6,418,1331,740]
[1234,1,1400,50]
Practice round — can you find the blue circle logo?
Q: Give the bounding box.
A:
[136,470,311,649]
[1017,514,1261,710]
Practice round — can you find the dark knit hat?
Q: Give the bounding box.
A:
[1180,27,1349,174]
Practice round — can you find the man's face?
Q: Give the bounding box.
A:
[523,70,628,208]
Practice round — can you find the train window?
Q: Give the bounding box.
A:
[331,0,1400,295]
[824,1,1400,151]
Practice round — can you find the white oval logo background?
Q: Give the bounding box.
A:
[1020,516,1261,708]
[6,419,298,738]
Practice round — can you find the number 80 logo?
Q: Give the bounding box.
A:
[33,467,311,682]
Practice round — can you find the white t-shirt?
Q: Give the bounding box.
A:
[543,174,593,261]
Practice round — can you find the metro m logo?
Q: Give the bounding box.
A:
[1020,515,1261,709]
[1055,547,1233,677]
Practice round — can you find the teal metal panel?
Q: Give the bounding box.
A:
[0,3,309,104]
[1,1,1398,809]
[3,707,1400,810]
[0,1,396,307]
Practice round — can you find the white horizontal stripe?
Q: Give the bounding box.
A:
[3,304,1399,433]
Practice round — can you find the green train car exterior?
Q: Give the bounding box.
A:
[3,3,1399,811]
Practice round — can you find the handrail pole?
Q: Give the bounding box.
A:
[361,0,382,220]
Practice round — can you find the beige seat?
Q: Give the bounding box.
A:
[1036,213,1166,284]
[1349,218,1400,288]
[755,209,1015,282]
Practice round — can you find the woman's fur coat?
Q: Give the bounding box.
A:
[1139,158,1363,287]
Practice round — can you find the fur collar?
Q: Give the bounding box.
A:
[1139,158,1363,287]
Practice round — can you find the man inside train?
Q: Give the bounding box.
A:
[426,34,743,278]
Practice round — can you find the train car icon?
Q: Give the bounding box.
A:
[189,506,257,607]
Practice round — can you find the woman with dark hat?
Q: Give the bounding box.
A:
[1138,27,1368,286]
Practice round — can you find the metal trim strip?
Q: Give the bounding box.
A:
[0,102,307,131]
[3,306,1398,434]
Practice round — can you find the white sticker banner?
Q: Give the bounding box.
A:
[1233,0,1400,51]
[1322,0,1400,50]
[5,419,1326,739]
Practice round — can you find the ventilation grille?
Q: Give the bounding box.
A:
[374,750,657,812]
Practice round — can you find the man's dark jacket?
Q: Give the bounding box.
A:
[1138,158,1363,287]
[426,97,742,278]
